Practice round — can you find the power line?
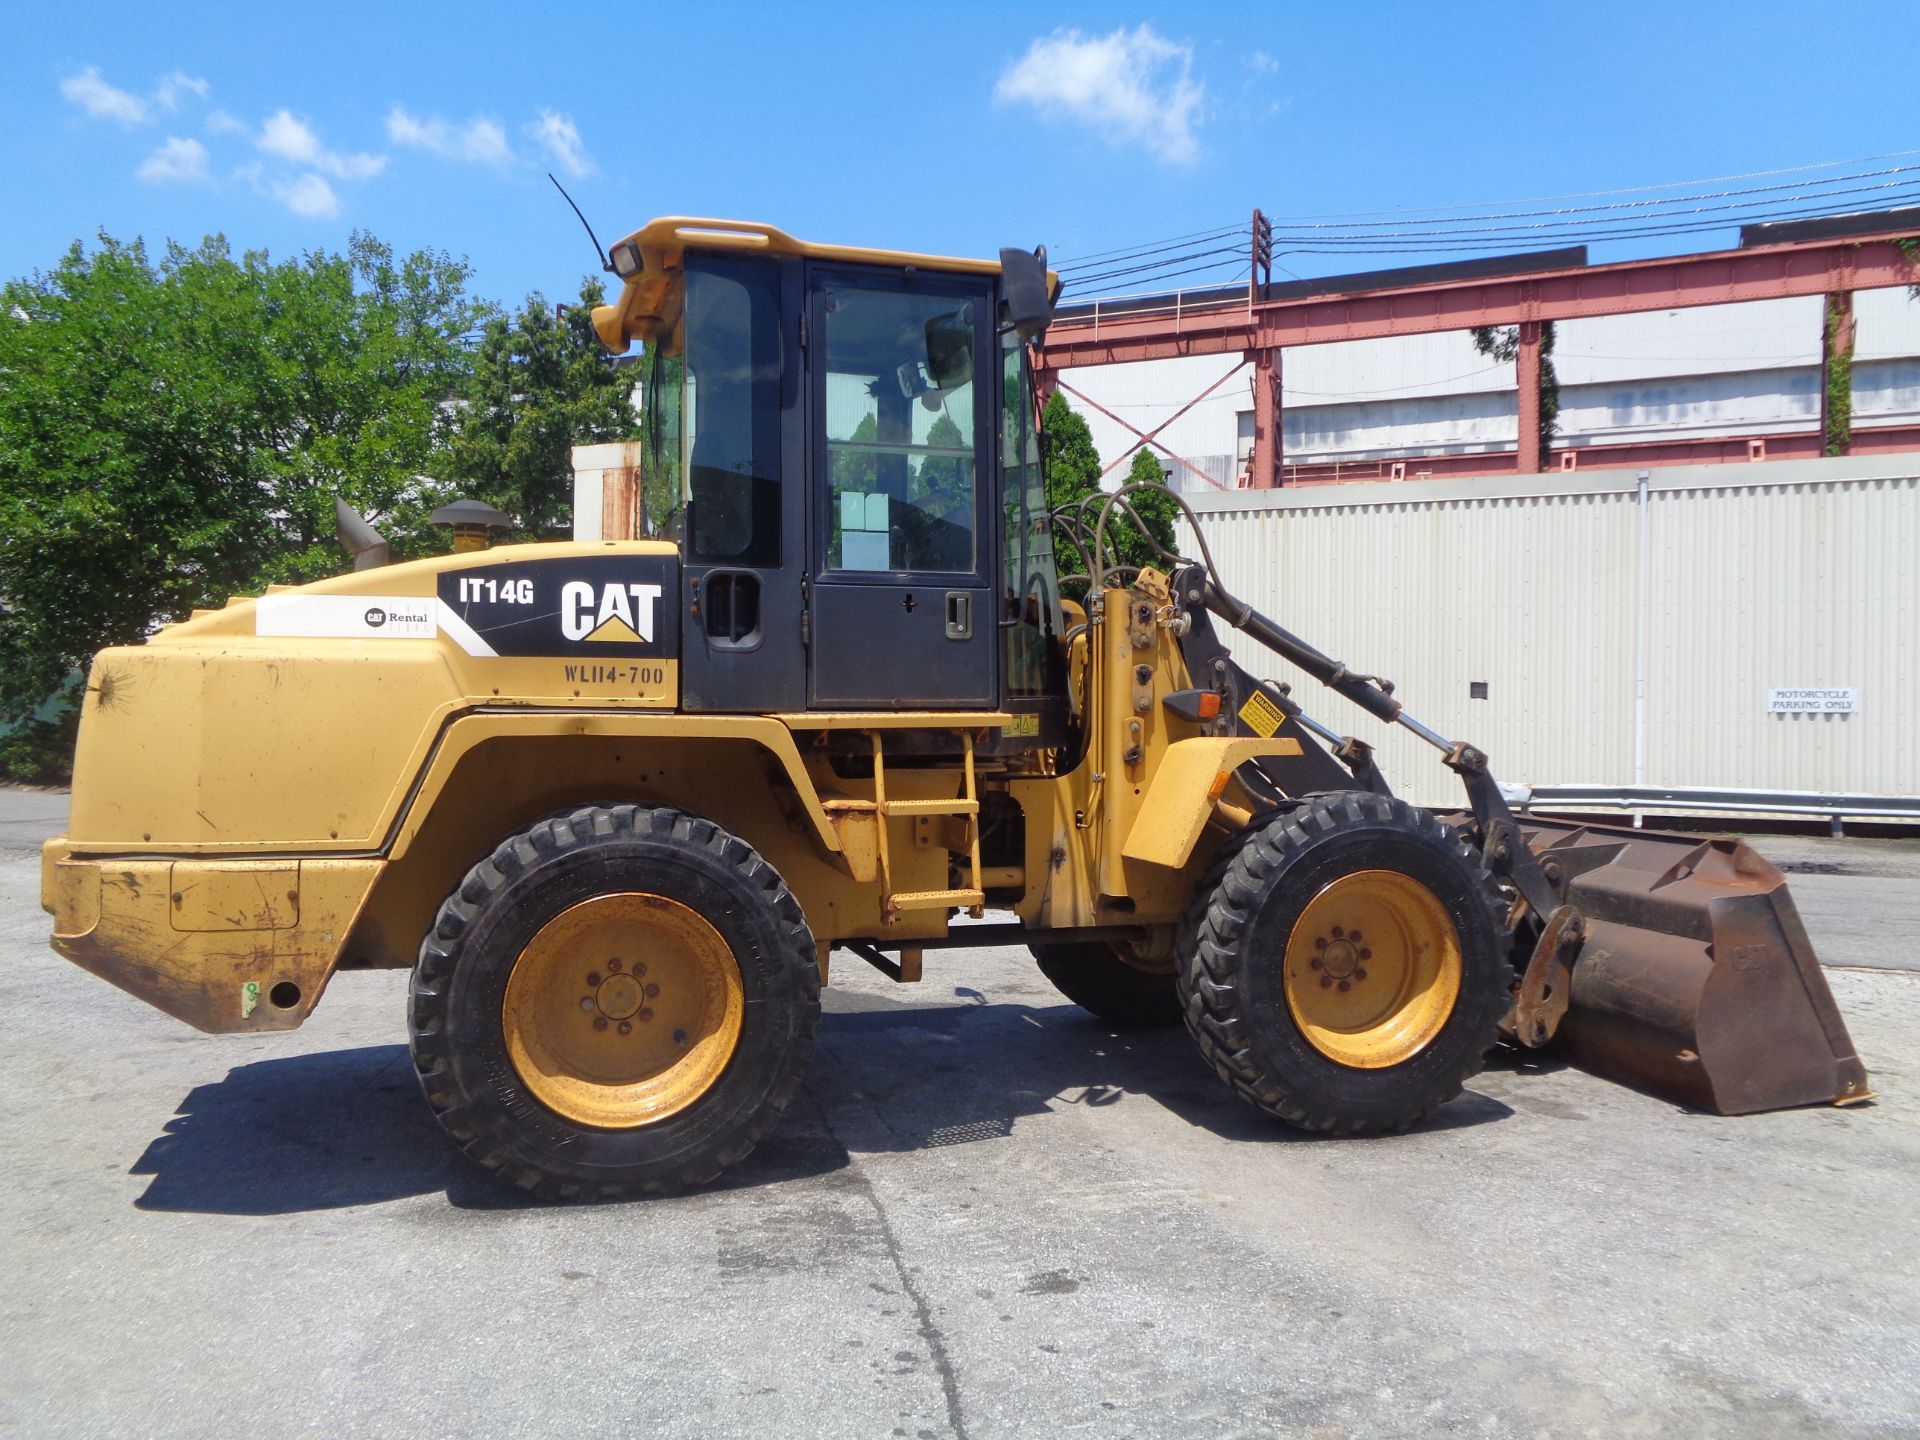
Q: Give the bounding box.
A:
[1070,259,1250,299]
[1063,244,1245,287]
[1050,155,1920,302]
[1268,187,1920,255]
[1055,227,1242,274]
[1270,165,1920,233]
[1275,147,1920,220]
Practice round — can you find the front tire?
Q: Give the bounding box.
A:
[408,804,820,1199]
[1177,793,1508,1134]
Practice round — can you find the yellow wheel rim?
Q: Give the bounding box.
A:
[1282,869,1462,1069]
[501,893,744,1129]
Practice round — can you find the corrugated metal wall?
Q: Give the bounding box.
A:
[1181,454,1920,810]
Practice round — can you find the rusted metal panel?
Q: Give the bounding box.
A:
[601,459,640,541]
[571,440,648,542]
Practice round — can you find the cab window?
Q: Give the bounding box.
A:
[820,283,979,574]
[1000,329,1062,696]
[682,256,783,568]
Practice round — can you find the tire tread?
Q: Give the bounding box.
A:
[407,803,819,1201]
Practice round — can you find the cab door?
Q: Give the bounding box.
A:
[806,267,997,709]
[674,253,808,713]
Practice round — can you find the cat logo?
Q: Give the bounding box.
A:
[560,581,663,644]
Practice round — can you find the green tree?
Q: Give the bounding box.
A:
[1120,446,1181,562]
[1040,392,1180,590]
[915,409,968,497]
[832,412,880,491]
[447,277,641,537]
[0,230,485,773]
[1042,390,1102,583]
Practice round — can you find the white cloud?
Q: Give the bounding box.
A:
[205,108,249,136]
[257,108,386,180]
[136,136,211,185]
[273,173,340,219]
[995,25,1205,166]
[60,67,214,126]
[59,66,151,127]
[530,108,595,178]
[386,105,512,165]
[155,71,210,110]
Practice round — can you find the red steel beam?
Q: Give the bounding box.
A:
[1249,349,1280,488]
[1516,321,1543,472]
[1039,232,1920,370]
[1052,378,1230,491]
[1271,423,1920,486]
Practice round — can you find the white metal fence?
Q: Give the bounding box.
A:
[1179,453,1920,819]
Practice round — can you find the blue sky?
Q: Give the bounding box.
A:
[6,1,1917,311]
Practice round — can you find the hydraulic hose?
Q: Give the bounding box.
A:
[1198,583,1404,725]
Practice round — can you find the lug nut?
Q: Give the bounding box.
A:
[593,1017,608,1031]
[1354,968,1368,982]
[1310,958,1323,971]
[579,997,594,1012]
[1337,979,1351,992]
[639,1007,654,1022]
[608,958,623,972]
[1359,948,1371,960]
[617,1021,632,1036]
[1314,937,1328,950]
[1332,926,1345,939]
[645,982,660,998]
[1320,976,1333,988]
[1350,931,1362,943]
[587,972,601,986]
[633,962,647,977]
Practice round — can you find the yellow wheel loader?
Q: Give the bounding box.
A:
[41,218,1870,1198]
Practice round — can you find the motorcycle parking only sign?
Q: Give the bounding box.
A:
[1768,687,1859,714]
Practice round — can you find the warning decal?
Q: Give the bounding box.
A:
[1237,689,1286,738]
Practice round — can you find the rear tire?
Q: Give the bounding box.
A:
[408,804,820,1199]
[1030,940,1182,1028]
[1177,792,1508,1133]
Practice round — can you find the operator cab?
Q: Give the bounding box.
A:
[592,219,1065,738]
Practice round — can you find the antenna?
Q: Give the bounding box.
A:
[549,173,613,274]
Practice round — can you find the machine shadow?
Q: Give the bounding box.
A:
[129,996,1511,1215]
[811,989,1513,1150]
[127,1043,853,1216]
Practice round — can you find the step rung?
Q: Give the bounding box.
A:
[883,799,979,817]
[886,888,986,912]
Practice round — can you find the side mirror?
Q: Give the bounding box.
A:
[999,245,1053,342]
[923,309,974,390]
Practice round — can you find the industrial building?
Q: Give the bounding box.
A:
[1039,214,1920,490]
[1055,287,1920,490]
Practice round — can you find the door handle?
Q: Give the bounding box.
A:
[944,592,971,640]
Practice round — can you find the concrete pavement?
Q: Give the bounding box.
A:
[3,788,1916,1438]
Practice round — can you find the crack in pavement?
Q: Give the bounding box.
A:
[815,1045,969,1440]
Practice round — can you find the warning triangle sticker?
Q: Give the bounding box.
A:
[583,615,645,644]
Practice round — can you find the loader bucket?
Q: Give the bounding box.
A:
[1510,819,1871,1114]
